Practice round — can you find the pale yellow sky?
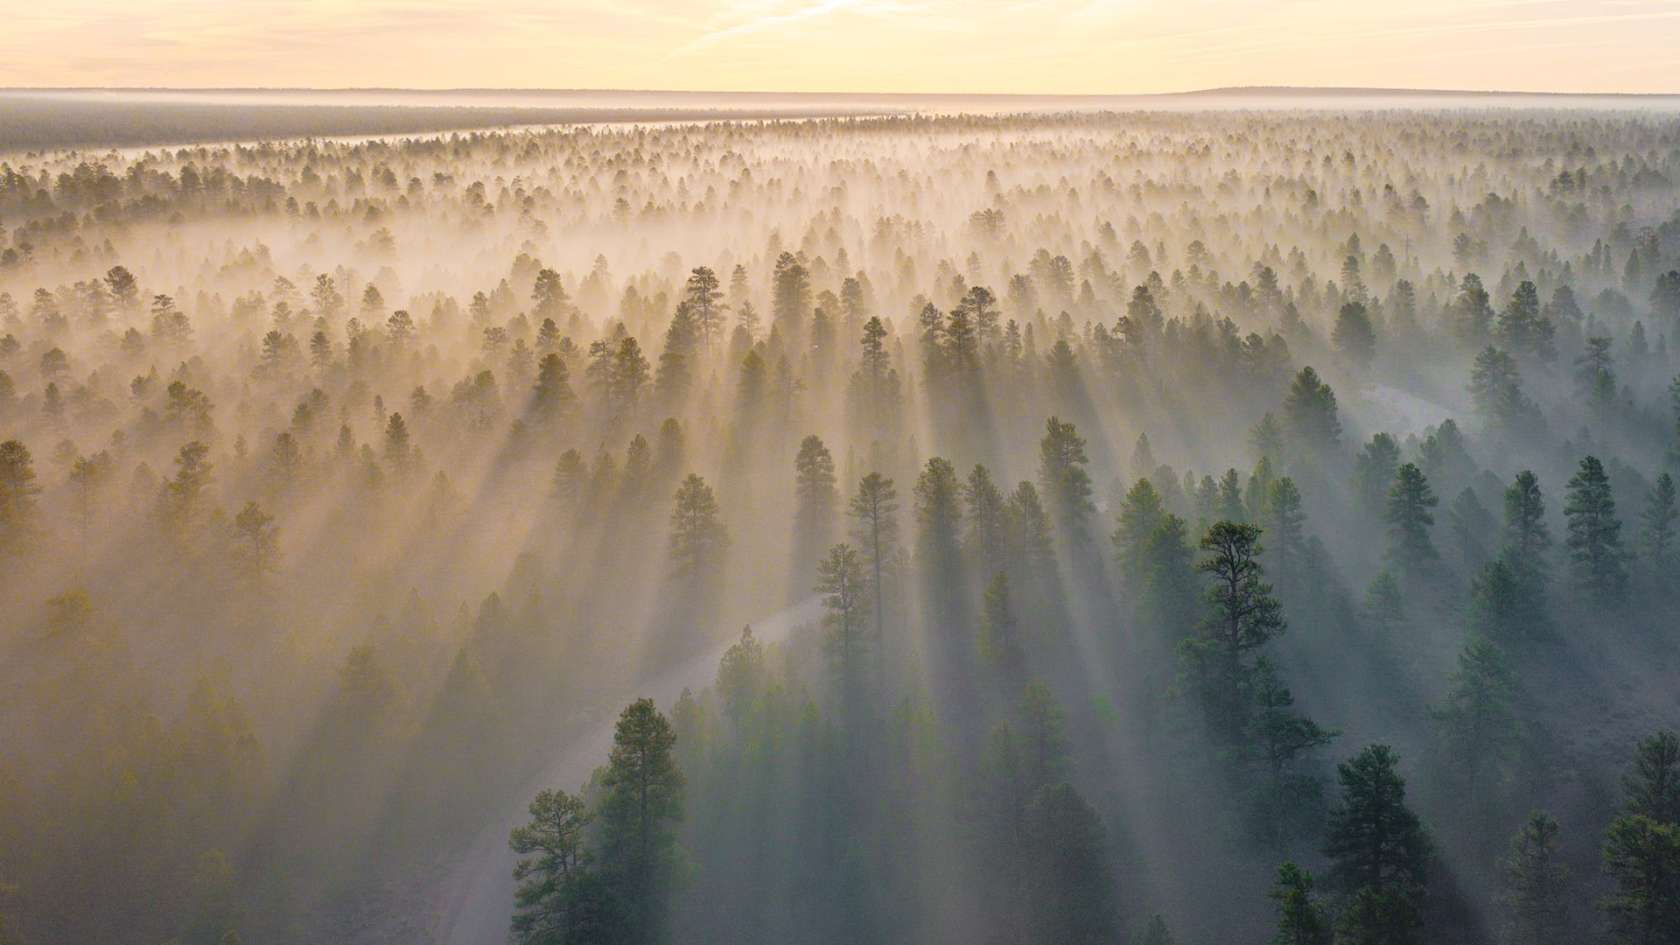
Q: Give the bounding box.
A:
[5,0,1679,94]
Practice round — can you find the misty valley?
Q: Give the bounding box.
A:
[1,107,1679,945]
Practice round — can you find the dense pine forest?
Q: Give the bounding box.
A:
[1,109,1679,945]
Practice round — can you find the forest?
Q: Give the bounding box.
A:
[0,107,1678,945]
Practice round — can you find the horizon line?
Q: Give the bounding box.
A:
[5,84,1679,99]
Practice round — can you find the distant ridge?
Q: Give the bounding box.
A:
[5,84,1678,99]
[1176,85,1680,99]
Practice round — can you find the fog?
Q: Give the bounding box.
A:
[1,101,1679,945]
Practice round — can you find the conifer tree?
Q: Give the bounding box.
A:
[600,698,684,945]
[1038,417,1094,545]
[509,789,613,945]
[1563,455,1627,605]
[1384,463,1438,577]
[1502,470,1551,596]
[1270,862,1332,945]
[1323,745,1430,945]
[1185,521,1285,744]
[1501,812,1568,945]
[669,474,727,579]
[849,473,900,641]
[0,439,39,559]
[1113,478,1165,592]
[1638,473,1676,593]
[793,435,838,569]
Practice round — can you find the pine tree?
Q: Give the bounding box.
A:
[1038,416,1094,544]
[1185,521,1285,745]
[1639,473,1677,593]
[383,412,414,474]
[914,457,964,627]
[0,439,39,559]
[1501,812,1568,945]
[1020,781,1117,945]
[1430,638,1518,804]
[682,267,724,352]
[599,698,684,945]
[509,788,613,945]
[1247,659,1337,844]
[816,544,869,723]
[1283,367,1342,454]
[1113,478,1165,592]
[793,435,838,569]
[1563,455,1627,605]
[849,473,900,642]
[530,353,575,425]
[1334,301,1376,369]
[232,501,279,583]
[1264,477,1307,595]
[771,252,811,342]
[1363,570,1404,633]
[1271,862,1332,945]
[1384,463,1438,577]
[962,464,1009,578]
[1502,470,1551,596]
[977,571,1024,682]
[1469,559,1539,643]
[669,474,727,579]
[1355,434,1401,520]
[1141,515,1199,642]
[1623,730,1680,824]
[1323,745,1430,945]
[1602,732,1680,944]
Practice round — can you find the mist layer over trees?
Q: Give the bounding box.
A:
[1,108,1679,945]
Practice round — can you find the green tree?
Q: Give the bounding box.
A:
[849,473,900,642]
[1038,416,1094,545]
[1184,521,1285,745]
[962,464,1009,578]
[1283,367,1342,454]
[531,354,576,425]
[1323,745,1430,945]
[1334,301,1377,369]
[1623,731,1680,824]
[1384,464,1438,577]
[793,435,838,568]
[817,543,869,719]
[1564,455,1627,605]
[1247,659,1337,844]
[1502,470,1551,596]
[1020,782,1117,945]
[510,788,615,945]
[231,501,279,583]
[1141,515,1200,641]
[682,267,724,352]
[1263,477,1308,595]
[1112,478,1165,592]
[1502,811,1568,945]
[913,457,964,612]
[0,439,39,559]
[1355,434,1401,520]
[161,441,215,542]
[977,571,1024,682]
[599,698,685,945]
[668,474,727,579]
[771,252,811,342]
[1364,570,1404,633]
[1271,861,1332,945]
[1431,638,1518,804]
[1601,815,1680,945]
[1639,473,1677,592]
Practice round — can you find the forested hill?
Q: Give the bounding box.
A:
[0,109,1678,945]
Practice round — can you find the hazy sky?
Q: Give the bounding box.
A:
[4,0,1678,94]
